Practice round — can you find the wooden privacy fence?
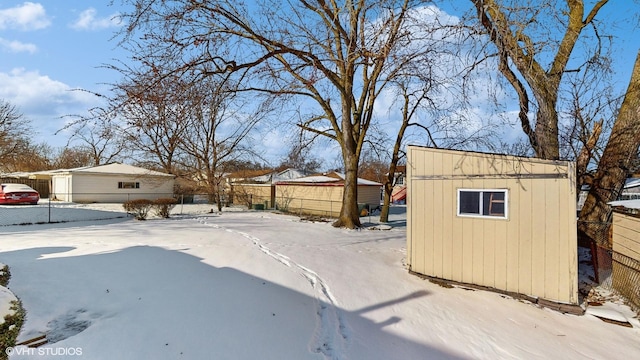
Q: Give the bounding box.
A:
[0,177,50,198]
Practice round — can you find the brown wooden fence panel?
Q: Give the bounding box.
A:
[0,178,49,198]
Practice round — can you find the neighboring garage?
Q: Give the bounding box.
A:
[275,172,382,217]
[406,146,579,307]
[49,163,175,203]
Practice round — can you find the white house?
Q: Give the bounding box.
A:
[49,163,175,203]
[620,177,640,200]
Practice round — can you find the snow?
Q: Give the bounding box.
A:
[0,279,17,326]
[609,199,640,210]
[0,204,639,359]
[586,303,634,324]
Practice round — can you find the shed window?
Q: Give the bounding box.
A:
[118,181,140,189]
[457,189,507,219]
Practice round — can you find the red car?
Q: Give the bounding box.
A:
[0,183,40,205]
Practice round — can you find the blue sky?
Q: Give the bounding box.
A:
[0,1,638,162]
[0,1,124,146]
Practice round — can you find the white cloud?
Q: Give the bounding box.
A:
[0,37,37,53]
[0,68,101,145]
[70,8,122,31]
[0,2,50,30]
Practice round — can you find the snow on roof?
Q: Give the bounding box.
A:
[281,175,340,184]
[581,177,640,192]
[609,199,640,210]
[277,173,382,186]
[2,164,174,178]
[624,177,640,189]
[56,163,174,177]
[274,168,308,182]
[226,169,276,180]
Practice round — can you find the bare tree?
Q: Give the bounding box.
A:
[52,146,96,169]
[178,74,271,211]
[0,100,54,172]
[466,0,640,247]
[560,59,619,193]
[578,52,640,245]
[115,72,191,175]
[0,140,52,172]
[470,0,610,160]
[118,0,424,228]
[60,108,128,166]
[277,142,322,175]
[373,15,500,222]
[0,100,30,166]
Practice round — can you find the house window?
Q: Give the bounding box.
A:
[457,189,508,219]
[118,181,140,189]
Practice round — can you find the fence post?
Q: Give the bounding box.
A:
[48,197,51,223]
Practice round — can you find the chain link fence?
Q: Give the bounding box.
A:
[0,193,207,226]
[232,192,363,219]
[612,251,640,312]
[579,214,640,312]
[1,191,382,227]
[0,190,384,227]
[577,220,613,287]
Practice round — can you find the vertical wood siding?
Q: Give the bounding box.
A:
[407,146,578,304]
[232,184,275,206]
[613,212,640,260]
[275,184,381,217]
[612,211,640,311]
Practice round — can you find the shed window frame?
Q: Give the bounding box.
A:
[118,181,140,189]
[457,188,508,219]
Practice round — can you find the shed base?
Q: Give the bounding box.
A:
[408,270,584,316]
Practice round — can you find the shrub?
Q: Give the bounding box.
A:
[152,198,178,218]
[123,199,153,220]
[0,265,9,287]
[0,265,25,360]
[0,299,25,360]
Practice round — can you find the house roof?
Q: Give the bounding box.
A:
[274,168,308,181]
[276,172,382,186]
[582,177,640,192]
[227,168,309,184]
[226,169,276,181]
[609,199,640,210]
[624,177,640,189]
[50,163,174,177]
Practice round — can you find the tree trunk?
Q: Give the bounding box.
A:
[379,180,393,223]
[380,135,404,223]
[534,99,561,160]
[215,179,223,212]
[578,51,640,247]
[576,119,603,195]
[380,158,400,223]
[333,152,361,229]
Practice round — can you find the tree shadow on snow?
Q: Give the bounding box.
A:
[1,245,469,360]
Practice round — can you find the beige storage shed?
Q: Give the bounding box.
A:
[275,173,381,217]
[407,146,578,305]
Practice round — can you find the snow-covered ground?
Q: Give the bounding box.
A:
[0,204,639,359]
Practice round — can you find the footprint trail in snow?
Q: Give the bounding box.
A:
[193,216,351,359]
